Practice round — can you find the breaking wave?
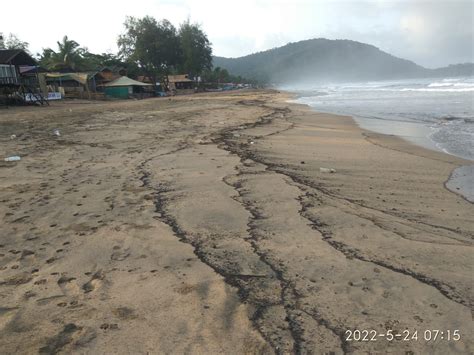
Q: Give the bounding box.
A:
[400,87,474,92]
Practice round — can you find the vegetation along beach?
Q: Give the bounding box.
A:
[1,1,473,354]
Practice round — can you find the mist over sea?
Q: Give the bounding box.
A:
[285,77,474,162]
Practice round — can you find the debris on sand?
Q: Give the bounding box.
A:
[320,167,336,173]
[4,156,21,162]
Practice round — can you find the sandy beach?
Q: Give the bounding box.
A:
[0,90,472,354]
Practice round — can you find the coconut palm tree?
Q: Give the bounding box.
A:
[40,36,85,71]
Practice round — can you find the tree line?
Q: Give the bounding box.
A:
[1,17,254,85]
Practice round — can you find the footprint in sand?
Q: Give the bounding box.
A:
[110,247,130,261]
[100,323,119,330]
[46,257,57,264]
[113,306,137,320]
[39,323,96,354]
[57,275,81,296]
[82,270,105,293]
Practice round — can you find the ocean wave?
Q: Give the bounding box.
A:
[428,82,474,88]
[440,116,474,123]
[400,87,474,92]
[441,115,465,121]
[428,82,454,87]
[441,78,461,82]
[454,82,474,86]
[291,76,474,161]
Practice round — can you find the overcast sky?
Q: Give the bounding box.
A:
[2,0,473,68]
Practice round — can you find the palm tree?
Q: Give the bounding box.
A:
[40,36,85,71]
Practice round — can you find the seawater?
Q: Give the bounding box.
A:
[284,77,474,162]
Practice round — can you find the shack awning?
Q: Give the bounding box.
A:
[168,74,193,83]
[103,76,152,87]
[45,73,90,85]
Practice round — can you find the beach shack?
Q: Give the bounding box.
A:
[45,72,90,97]
[44,66,129,99]
[102,76,152,99]
[168,74,194,91]
[0,49,36,85]
[90,67,126,89]
[0,49,47,105]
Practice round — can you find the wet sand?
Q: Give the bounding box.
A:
[446,165,474,203]
[0,90,472,354]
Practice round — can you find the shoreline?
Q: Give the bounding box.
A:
[1,90,472,354]
[285,92,473,203]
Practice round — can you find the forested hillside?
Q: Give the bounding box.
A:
[213,38,473,84]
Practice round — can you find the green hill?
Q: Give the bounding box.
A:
[213,38,473,84]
